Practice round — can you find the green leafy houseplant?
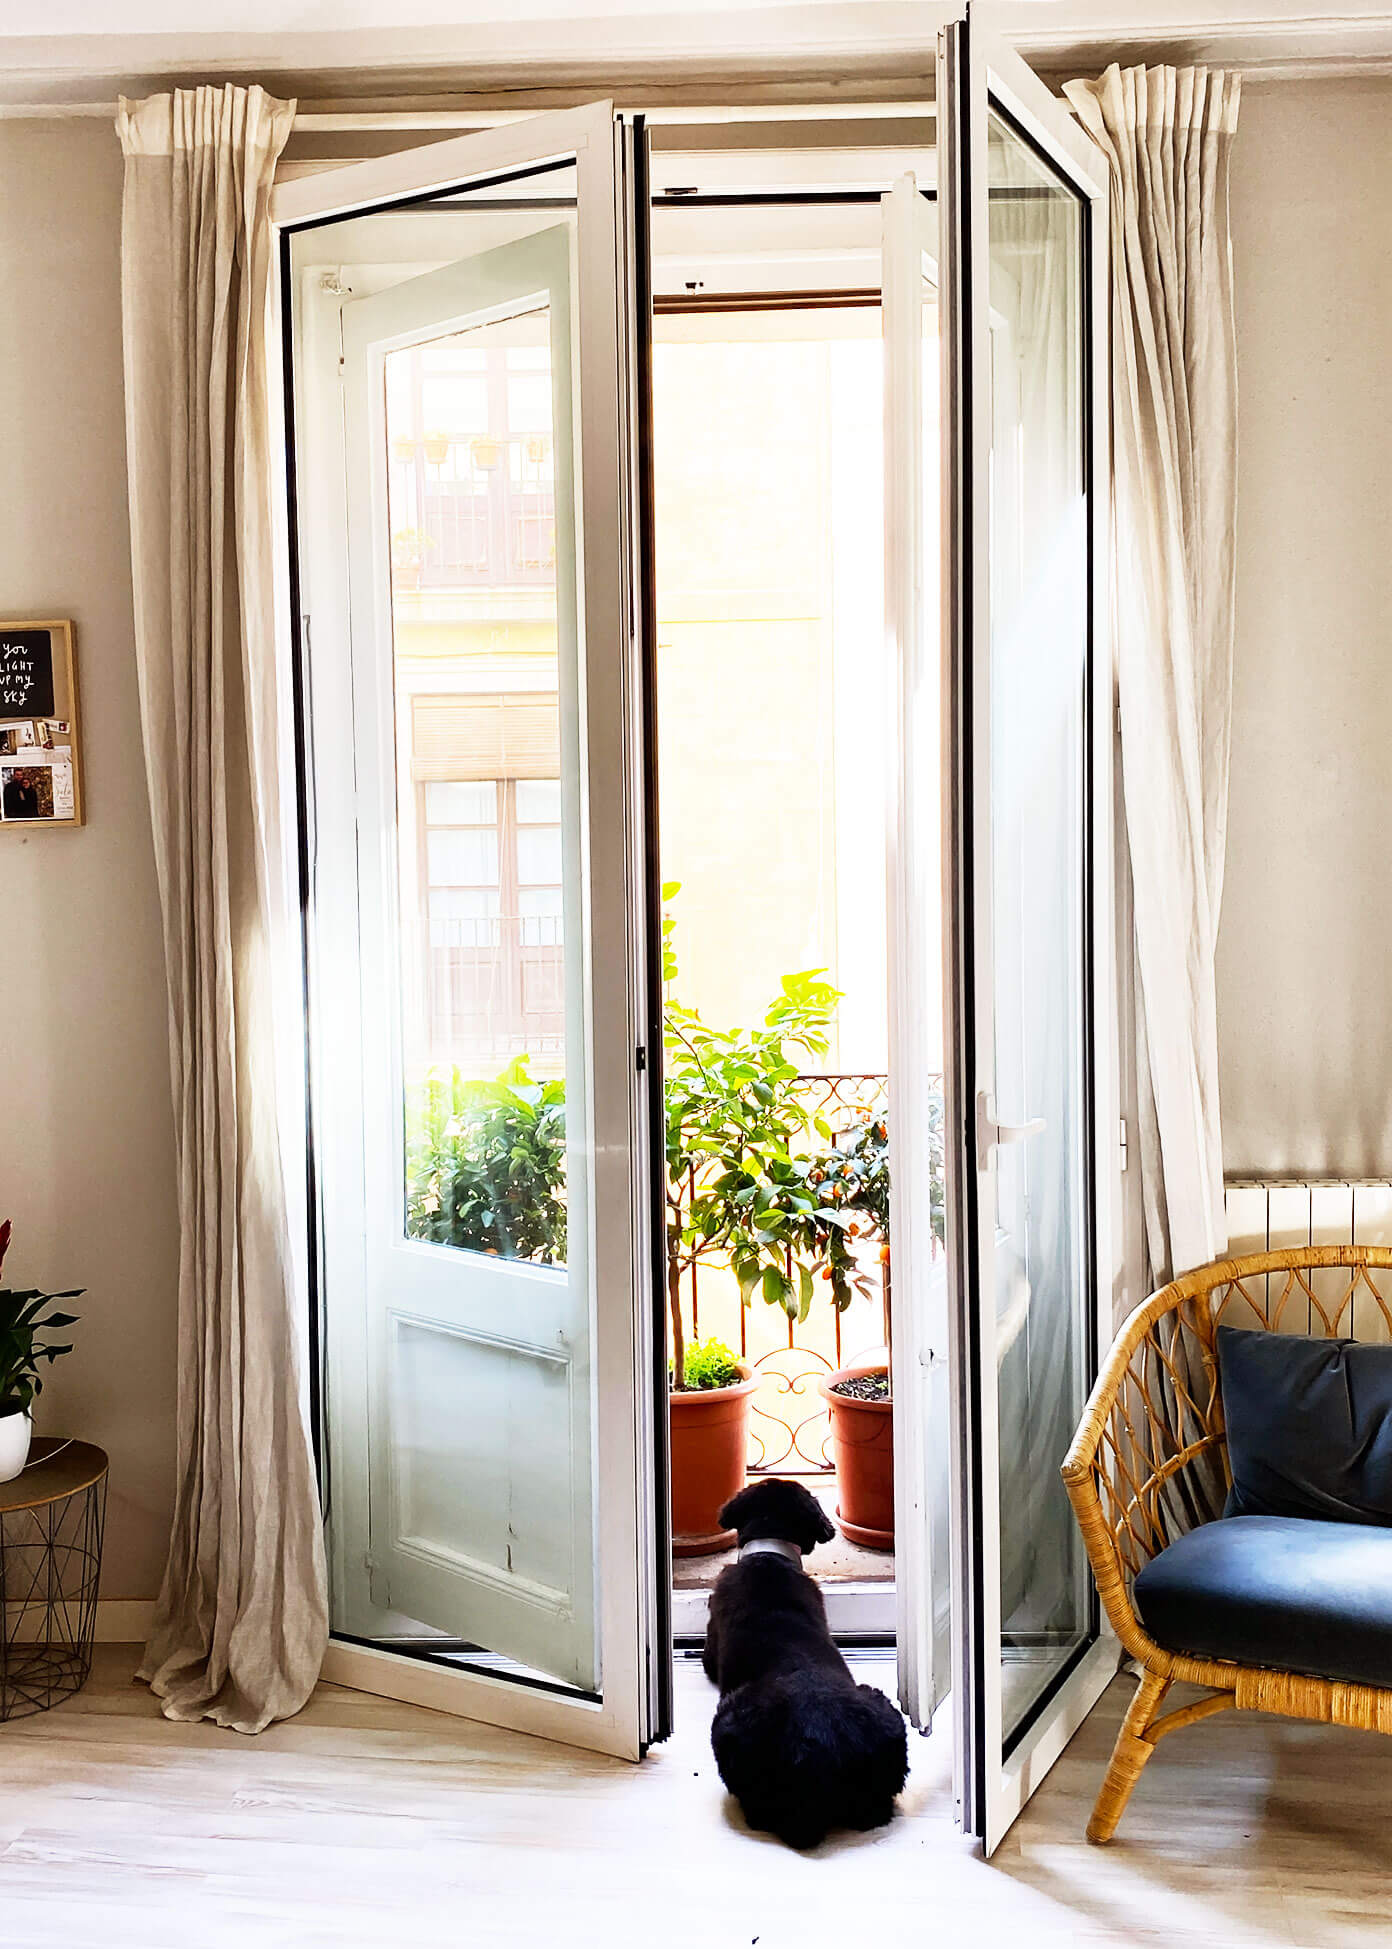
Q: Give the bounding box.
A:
[676,1337,743,1392]
[0,1221,82,1417]
[405,1058,567,1263]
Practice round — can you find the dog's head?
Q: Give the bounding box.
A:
[718,1479,836,1556]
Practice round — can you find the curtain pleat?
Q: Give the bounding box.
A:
[118,83,327,1733]
[1064,63,1242,1285]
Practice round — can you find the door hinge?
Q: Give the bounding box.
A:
[1119,1116,1129,1171]
[636,1044,647,1072]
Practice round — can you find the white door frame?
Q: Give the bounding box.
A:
[882,173,954,1733]
[938,15,1120,1850]
[273,102,666,1759]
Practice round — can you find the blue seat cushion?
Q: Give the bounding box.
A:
[1217,1323,1392,1524]
[1134,1514,1392,1689]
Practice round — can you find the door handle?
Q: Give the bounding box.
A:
[976,1091,1045,1170]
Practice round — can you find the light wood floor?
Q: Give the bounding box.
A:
[5,1647,1392,1947]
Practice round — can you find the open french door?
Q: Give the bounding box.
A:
[275,104,668,1758]
[936,17,1119,1850]
[883,174,952,1733]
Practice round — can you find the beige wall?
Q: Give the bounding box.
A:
[0,119,177,1599]
[1218,77,1392,1179]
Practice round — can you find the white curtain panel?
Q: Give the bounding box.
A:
[118,84,328,1732]
[1063,64,1242,1284]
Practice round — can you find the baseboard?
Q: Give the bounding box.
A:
[94,1599,155,1643]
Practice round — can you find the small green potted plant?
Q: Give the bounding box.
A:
[668,1338,755,1553]
[0,1221,83,1483]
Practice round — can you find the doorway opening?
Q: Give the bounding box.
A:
[280,67,1111,1819]
[646,175,943,1649]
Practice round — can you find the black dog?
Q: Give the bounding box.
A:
[703,1479,909,1849]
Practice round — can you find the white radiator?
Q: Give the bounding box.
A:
[1225,1180,1392,1258]
[1224,1182,1392,1339]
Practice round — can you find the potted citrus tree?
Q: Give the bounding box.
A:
[818,1096,945,1549]
[662,890,852,1554]
[0,1220,83,1483]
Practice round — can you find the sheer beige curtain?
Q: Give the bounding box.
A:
[1063,64,1242,1284]
[118,83,328,1732]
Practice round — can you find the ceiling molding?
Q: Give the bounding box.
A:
[2,4,1391,112]
[1017,9,1392,79]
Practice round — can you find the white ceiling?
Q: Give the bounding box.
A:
[3,0,1390,107]
[0,0,1384,30]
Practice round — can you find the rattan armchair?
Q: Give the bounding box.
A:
[1062,1244,1392,1843]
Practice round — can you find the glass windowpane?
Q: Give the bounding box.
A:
[516,779,562,823]
[426,780,498,825]
[517,825,563,886]
[985,110,1091,1746]
[427,826,499,888]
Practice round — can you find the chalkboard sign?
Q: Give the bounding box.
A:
[0,630,57,720]
[0,621,83,829]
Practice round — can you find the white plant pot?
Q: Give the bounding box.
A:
[0,1410,33,1484]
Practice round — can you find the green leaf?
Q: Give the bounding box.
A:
[797,1263,814,1323]
[760,1264,795,1315]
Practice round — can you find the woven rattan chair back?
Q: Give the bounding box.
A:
[1061,1245,1392,1843]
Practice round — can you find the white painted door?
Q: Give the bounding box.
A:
[882,174,953,1733]
[277,105,667,1757]
[937,17,1121,1849]
[341,225,596,1687]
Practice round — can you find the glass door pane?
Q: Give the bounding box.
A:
[986,110,1092,1749]
[343,225,593,1689]
[939,18,1117,1849]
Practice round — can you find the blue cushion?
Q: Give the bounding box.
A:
[1217,1324,1392,1525]
[1134,1514,1392,1688]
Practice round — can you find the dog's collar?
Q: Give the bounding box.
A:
[738,1536,803,1566]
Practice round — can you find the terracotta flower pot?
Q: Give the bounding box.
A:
[820,1361,894,1550]
[669,1363,756,1557]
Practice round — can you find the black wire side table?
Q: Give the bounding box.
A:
[0,1439,107,1720]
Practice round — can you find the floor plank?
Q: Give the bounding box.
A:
[0,1648,1389,1946]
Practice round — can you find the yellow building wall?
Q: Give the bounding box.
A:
[652,335,842,1056]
